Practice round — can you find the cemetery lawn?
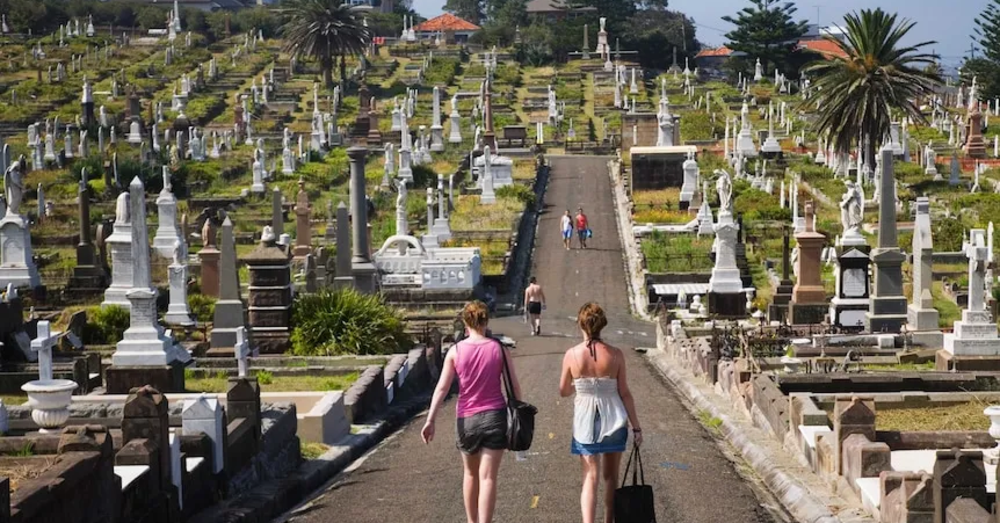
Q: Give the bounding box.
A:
[185,372,359,393]
[876,403,991,431]
[641,233,714,274]
[0,457,59,494]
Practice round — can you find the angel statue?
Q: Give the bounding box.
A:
[840,180,864,233]
[714,169,733,213]
[3,155,24,216]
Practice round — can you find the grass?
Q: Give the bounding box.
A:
[877,403,991,431]
[633,188,681,207]
[300,441,331,460]
[932,281,963,328]
[861,362,936,372]
[640,233,714,273]
[186,372,359,394]
[0,456,57,494]
[450,194,524,232]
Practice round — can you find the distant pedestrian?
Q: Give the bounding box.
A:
[422,301,523,523]
[575,207,589,249]
[561,209,573,250]
[523,276,546,336]
[560,302,643,523]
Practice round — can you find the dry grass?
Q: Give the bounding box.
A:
[0,457,58,493]
[633,188,681,206]
[450,195,523,231]
[186,373,359,394]
[513,161,536,181]
[877,403,992,431]
[632,208,691,225]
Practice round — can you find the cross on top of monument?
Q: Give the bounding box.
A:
[31,320,60,382]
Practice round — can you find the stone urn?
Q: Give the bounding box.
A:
[984,405,1000,464]
[780,355,803,374]
[21,379,77,433]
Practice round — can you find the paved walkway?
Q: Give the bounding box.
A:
[283,156,776,523]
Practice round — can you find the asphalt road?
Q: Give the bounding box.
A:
[282,155,777,523]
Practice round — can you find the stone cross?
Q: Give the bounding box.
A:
[31,320,59,381]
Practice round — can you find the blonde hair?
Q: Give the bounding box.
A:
[577,302,607,339]
[462,300,490,331]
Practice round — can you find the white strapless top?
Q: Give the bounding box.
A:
[573,377,627,444]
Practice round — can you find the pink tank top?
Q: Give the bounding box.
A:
[454,337,507,418]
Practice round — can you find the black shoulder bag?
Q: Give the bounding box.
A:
[614,444,657,522]
[498,341,538,451]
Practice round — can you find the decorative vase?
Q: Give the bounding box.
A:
[21,379,78,433]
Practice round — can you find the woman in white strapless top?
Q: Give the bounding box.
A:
[560,302,643,523]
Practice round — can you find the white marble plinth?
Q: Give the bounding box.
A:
[944,310,1000,355]
[0,214,40,289]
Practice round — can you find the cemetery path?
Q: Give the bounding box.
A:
[282,156,776,523]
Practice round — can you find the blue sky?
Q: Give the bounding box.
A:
[411,0,986,68]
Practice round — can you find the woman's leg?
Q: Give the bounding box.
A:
[477,448,505,523]
[580,455,600,523]
[601,452,623,523]
[461,451,482,523]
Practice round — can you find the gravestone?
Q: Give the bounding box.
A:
[865,145,908,333]
[830,181,870,328]
[293,179,312,259]
[708,170,746,317]
[153,167,182,258]
[768,228,794,322]
[430,86,444,152]
[939,228,1000,367]
[271,187,284,235]
[209,217,248,356]
[69,168,108,289]
[907,197,942,345]
[245,226,292,354]
[348,147,377,293]
[107,177,187,394]
[102,191,133,309]
[333,202,354,288]
[0,156,41,290]
[164,240,194,325]
[679,151,698,210]
[789,202,827,323]
[182,395,224,474]
[198,218,220,298]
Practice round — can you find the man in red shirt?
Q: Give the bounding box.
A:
[574,207,589,249]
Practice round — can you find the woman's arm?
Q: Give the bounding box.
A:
[503,346,523,401]
[616,349,641,433]
[559,349,575,397]
[421,348,457,443]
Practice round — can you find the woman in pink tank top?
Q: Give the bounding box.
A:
[422,301,523,523]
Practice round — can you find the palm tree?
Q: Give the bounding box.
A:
[280,0,371,88]
[804,9,941,167]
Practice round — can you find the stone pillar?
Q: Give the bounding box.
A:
[245,230,292,354]
[768,227,794,322]
[907,197,941,344]
[293,178,311,259]
[789,202,827,323]
[708,204,745,318]
[209,217,247,355]
[430,86,444,152]
[226,377,262,447]
[333,201,354,288]
[120,386,173,493]
[198,219,220,298]
[69,170,106,289]
[933,449,988,523]
[271,186,283,236]
[865,145,908,333]
[347,147,376,293]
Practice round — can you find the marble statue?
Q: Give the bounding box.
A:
[840,181,863,233]
[4,156,24,215]
[714,169,732,213]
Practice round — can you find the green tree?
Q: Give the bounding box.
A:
[722,0,808,76]
[444,0,483,25]
[804,9,941,169]
[279,0,371,88]
[625,9,699,71]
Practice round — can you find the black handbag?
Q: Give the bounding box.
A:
[614,445,656,523]
[499,342,538,451]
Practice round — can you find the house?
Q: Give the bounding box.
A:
[525,0,595,23]
[694,45,734,71]
[412,13,480,43]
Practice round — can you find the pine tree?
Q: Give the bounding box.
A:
[722,0,808,76]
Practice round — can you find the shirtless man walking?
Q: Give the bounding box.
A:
[523,277,546,336]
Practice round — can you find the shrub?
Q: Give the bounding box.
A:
[411,164,437,189]
[734,188,790,222]
[188,294,216,324]
[495,184,536,210]
[84,305,130,345]
[254,370,274,385]
[290,289,411,356]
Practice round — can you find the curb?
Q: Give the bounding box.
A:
[190,392,431,523]
[645,348,874,523]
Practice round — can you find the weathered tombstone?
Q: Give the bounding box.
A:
[198,217,220,298]
[182,395,225,474]
[293,179,312,259]
[789,202,826,323]
[933,449,988,523]
[164,240,194,325]
[348,147,376,292]
[0,155,41,290]
[865,145,907,332]
[209,217,247,355]
[102,191,133,309]
[68,168,108,289]
[153,167,181,258]
[333,202,354,288]
[245,226,292,353]
[907,197,941,345]
[708,170,745,317]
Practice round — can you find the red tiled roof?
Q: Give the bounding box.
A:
[797,39,849,59]
[696,46,732,58]
[413,13,480,32]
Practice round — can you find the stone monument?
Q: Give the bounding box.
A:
[209,217,248,356]
[348,147,377,293]
[293,178,312,259]
[679,151,698,210]
[829,180,871,329]
[198,217,220,298]
[68,167,107,289]
[0,156,41,290]
[907,197,942,346]
[865,145,908,333]
[102,191,133,309]
[708,169,747,317]
[789,202,827,323]
[430,86,444,152]
[939,228,1000,369]
[164,240,194,325]
[245,226,292,354]
[153,167,182,258]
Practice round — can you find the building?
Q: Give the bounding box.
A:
[525,0,595,23]
[694,45,734,72]
[412,13,481,43]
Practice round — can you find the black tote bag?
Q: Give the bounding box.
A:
[498,341,538,451]
[614,445,656,523]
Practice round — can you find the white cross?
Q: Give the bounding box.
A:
[235,326,250,378]
[31,321,60,381]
